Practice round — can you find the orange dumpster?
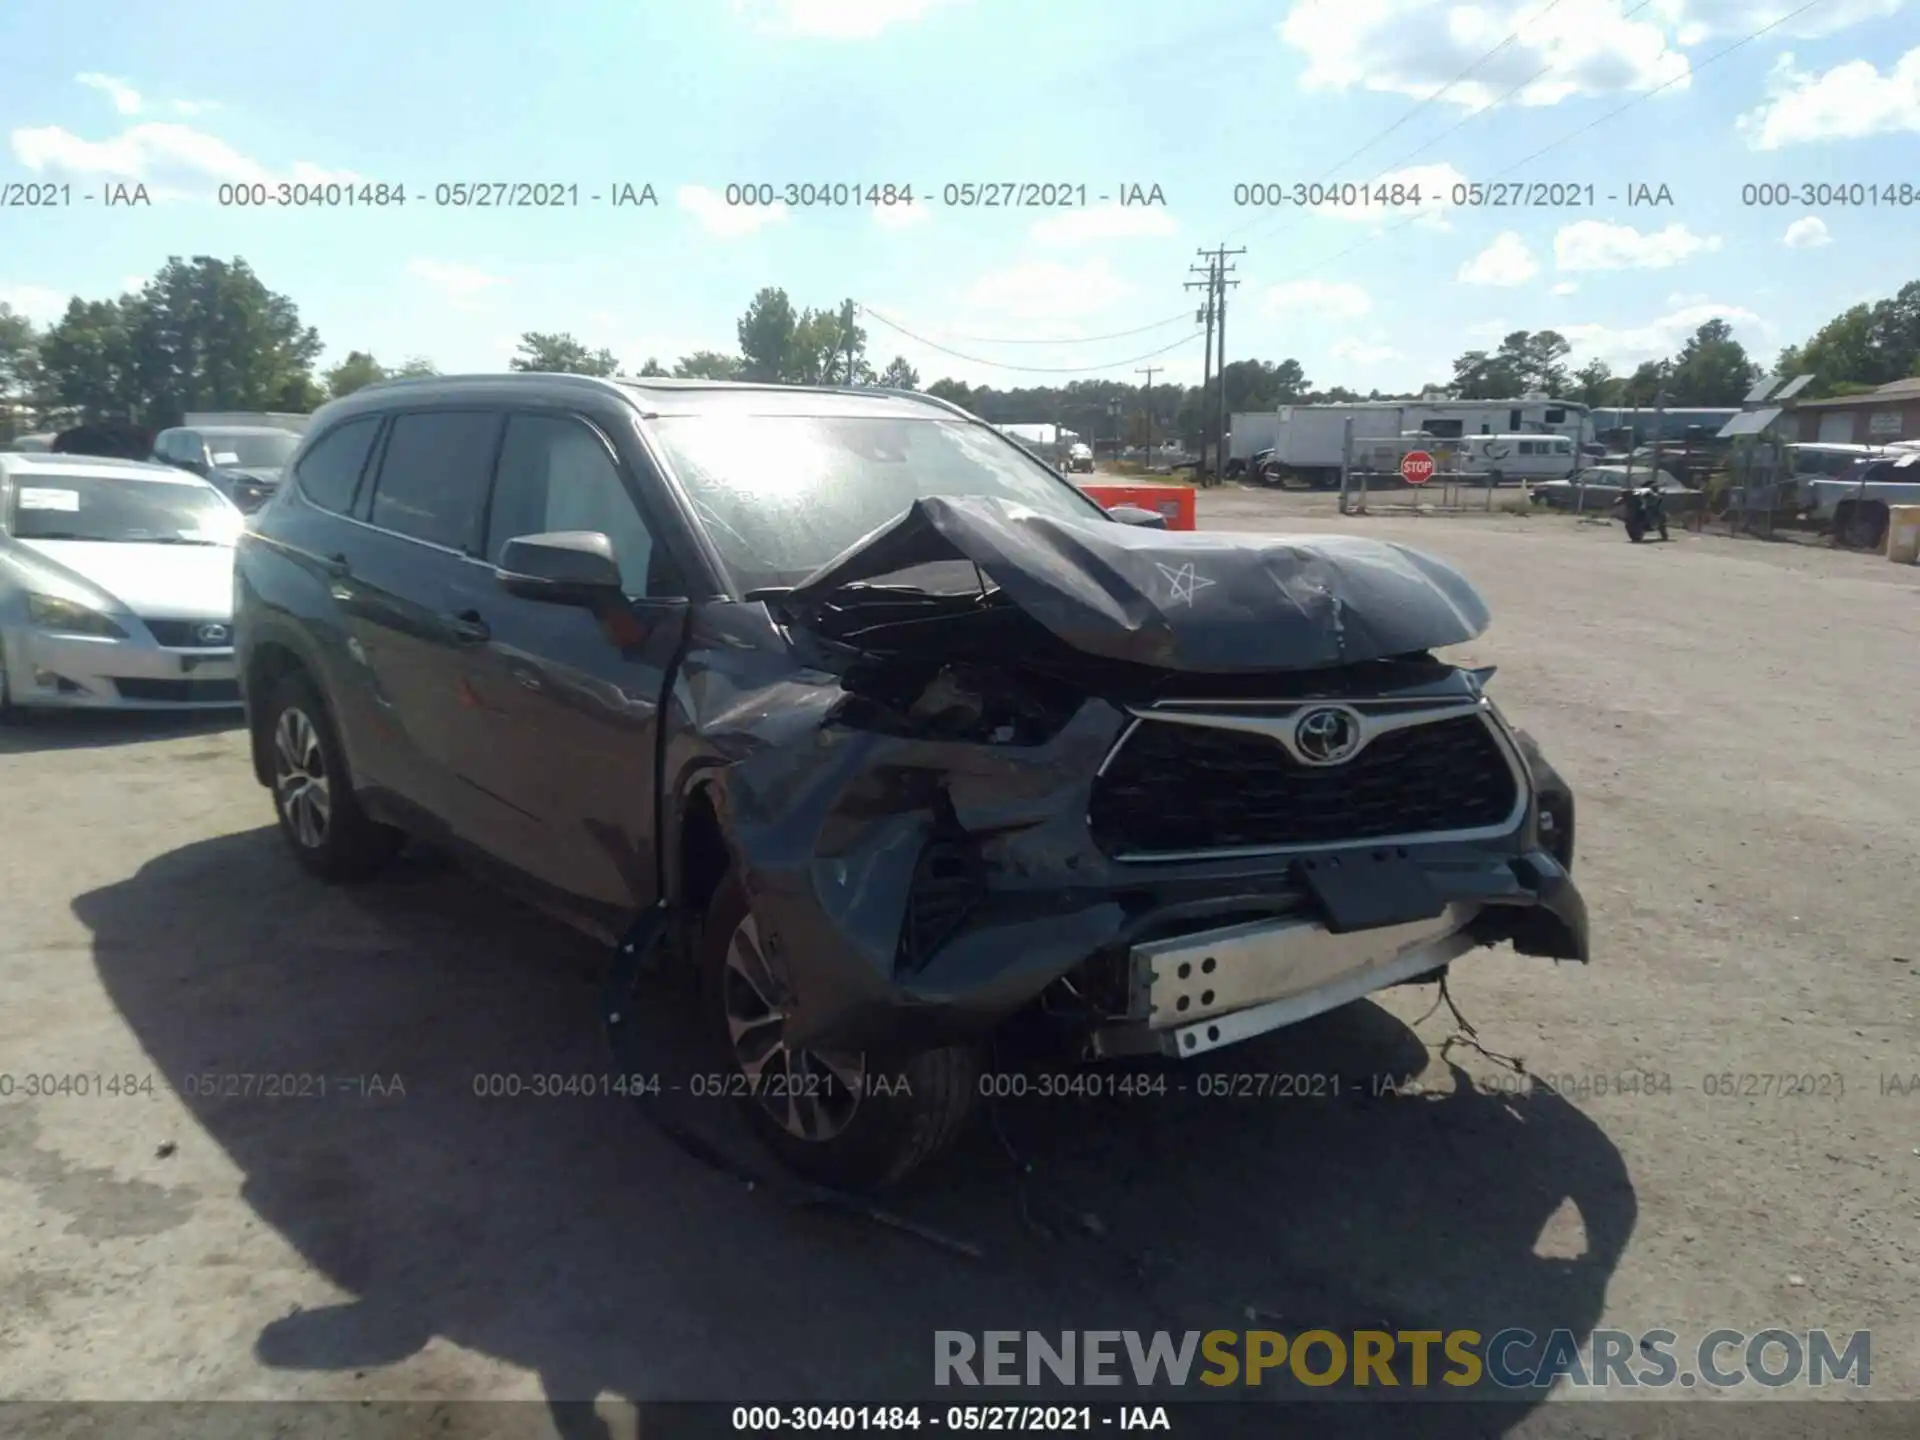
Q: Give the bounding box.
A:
[1079,482,1197,530]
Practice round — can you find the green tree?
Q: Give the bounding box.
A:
[510,331,621,375]
[876,355,919,390]
[325,350,387,398]
[636,357,669,377]
[1571,358,1616,407]
[736,287,800,382]
[0,303,41,434]
[1666,319,1758,405]
[37,297,139,422]
[1450,330,1571,398]
[926,378,972,409]
[673,350,740,379]
[394,356,438,378]
[123,257,325,423]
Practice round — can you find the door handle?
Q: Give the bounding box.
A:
[447,609,491,643]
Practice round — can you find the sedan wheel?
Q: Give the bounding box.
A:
[720,911,866,1143]
[273,706,331,849]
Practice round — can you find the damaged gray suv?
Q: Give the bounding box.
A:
[234,375,1588,1189]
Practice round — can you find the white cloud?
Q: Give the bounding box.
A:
[8,122,355,192]
[1666,0,1906,42]
[1331,337,1401,365]
[965,259,1133,322]
[1782,215,1832,247]
[874,201,931,230]
[76,73,142,115]
[1554,219,1721,270]
[1666,291,1708,306]
[1552,281,1579,295]
[1562,301,1769,368]
[407,259,505,309]
[1458,231,1538,286]
[170,99,220,117]
[1262,279,1373,319]
[729,0,961,37]
[1030,203,1177,246]
[1279,0,1691,110]
[121,275,146,293]
[677,183,788,237]
[1737,48,1920,148]
[0,285,68,325]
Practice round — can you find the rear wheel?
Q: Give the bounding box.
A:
[698,875,980,1191]
[264,671,404,881]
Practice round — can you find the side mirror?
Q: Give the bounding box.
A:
[1107,504,1169,529]
[494,531,625,605]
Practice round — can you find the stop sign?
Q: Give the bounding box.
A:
[1401,450,1436,485]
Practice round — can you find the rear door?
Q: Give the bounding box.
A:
[341,407,504,828]
[439,409,689,925]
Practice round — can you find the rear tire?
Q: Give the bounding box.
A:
[263,670,404,881]
[698,875,980,1192]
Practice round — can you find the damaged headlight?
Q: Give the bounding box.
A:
[829,660,1079,746]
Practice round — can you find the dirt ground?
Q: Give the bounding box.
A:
[2,490,1916,1435]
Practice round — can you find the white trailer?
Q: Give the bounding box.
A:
[1227,412,1283,466]
[1244,397,1592,488]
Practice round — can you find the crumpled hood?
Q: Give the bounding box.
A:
[782,495,1490,672]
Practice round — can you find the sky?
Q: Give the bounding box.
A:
[2,0,1916,397]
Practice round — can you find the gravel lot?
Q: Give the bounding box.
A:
[2,490,1916,1435]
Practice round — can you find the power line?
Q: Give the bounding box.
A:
[1240,0,1660,251]
[1222,0,1583,246]
[860,305,1206,373]
[851,308,1195,347]
[1246,0,1827,286]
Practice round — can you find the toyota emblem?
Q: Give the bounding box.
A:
[1294,706,1362,765]
[195,622,231,645]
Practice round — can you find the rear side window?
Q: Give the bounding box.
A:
[367,410,502,551]
[293,417,381,513]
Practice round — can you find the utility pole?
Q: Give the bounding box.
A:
[1199,245,1244,484]
[1136,366,1162,466]
[1186,256,1217,477]
[841,298,858,386]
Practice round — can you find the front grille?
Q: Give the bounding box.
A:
[113,677,241,704]
[142,618,231,648]
[1089,713,1519,858]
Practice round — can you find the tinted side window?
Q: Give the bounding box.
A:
[294,417,382,514]
[367,411,502,551]
[485,414,655,594]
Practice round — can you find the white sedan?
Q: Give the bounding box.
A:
[0,453,245,712]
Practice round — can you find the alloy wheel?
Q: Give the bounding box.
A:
[721,912,866,1142]
[273,706,331,849]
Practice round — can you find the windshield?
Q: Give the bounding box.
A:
[8,475,244,544]
[650,413,1108,591]
[205,431,299,469]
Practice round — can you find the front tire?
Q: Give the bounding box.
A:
[698,876,980,1191]
[264,671,403,881]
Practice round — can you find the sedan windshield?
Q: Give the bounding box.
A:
[650,413,1107,591]
[9,476,243,544]
[204,431,299,469]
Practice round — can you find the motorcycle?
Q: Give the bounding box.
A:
[1615,481,1670,542]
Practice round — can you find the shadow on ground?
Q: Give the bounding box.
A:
[0,708,244,754]
[75,828,1637,1438]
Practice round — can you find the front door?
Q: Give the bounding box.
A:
[441,411,686,926]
